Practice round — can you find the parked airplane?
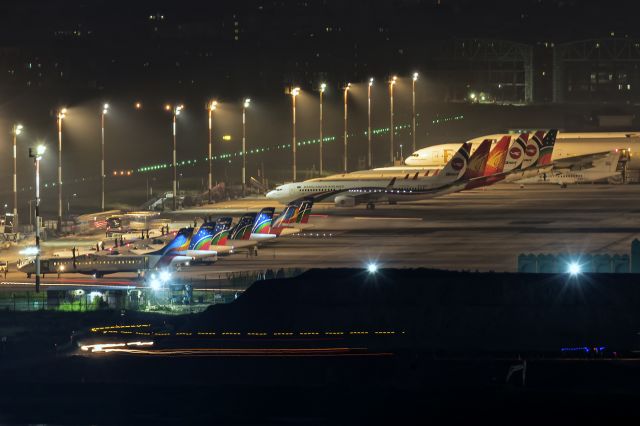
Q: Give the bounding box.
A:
[18,228,196,278]
[517,150,624,186]
[405,131,639,168]
[266,142,473,208]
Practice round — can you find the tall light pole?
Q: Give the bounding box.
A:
[319,83,326,176]
[412,72,418,154]
[367,78,373,169]
[242,98,251,196]
[343,82,351,173]
[12,124,23,227]
[207,100,217,203]
[100,103,109,211]
[57,108,66,231]
[166,103,184,210]
[389,76,397,164]
[289,88,300,182]
[30,144,46,293]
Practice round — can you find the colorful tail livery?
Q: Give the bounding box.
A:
[538,129,558,166]
[188,223,216,250]
[483,136,511,176]
[251,208,275,235]
[295,200,313,224]
[211,218,232,245]
[504,133,529,172]
[229,214,256,240]
[149,227,194,256]
[271,204,298,229]
[461,139,492,180]
[441,142,471,179]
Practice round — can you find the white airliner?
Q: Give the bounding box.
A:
[267,142,472,208]
[517,150,623,186]
[405,132,639,168]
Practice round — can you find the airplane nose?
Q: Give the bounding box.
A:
[266,190,276,199]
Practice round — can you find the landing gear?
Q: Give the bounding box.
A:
[366,203,376,210]
[389,201,397,205]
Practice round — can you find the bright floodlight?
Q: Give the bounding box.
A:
[19,246,40,256]
[159,270,171,283]
[413,72,419,81]
[135,102,142,109]
[209,100,217,110]
[568,262,581,275]
[103,103,110,110]
[58,108,67,119]
[367,262,379,274]
[291,87,300,97]
[149,274,161,290]
[369,77,374,86]
[36,145,46,156]
[244,98,251,108]
[15,124,23,135]
[320,83,326,92]
[390,75,397,84]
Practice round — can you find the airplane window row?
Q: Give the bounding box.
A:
[52,260,142,266]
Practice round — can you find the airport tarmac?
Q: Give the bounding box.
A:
[2,183,640,290]
[209,183,640,272]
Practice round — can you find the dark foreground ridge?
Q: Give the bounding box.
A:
[196,268,640,352]
[2,268,640,424]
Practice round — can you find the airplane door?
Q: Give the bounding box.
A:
[443,149,454,163]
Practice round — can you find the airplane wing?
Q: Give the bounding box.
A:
[552,151,618,171]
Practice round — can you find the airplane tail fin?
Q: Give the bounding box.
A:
[296,200,314,224]
[149,227,194,256]
[210,218,232,245]
[521,130,546,169]
[271,204,297,229]
[229,213,257,240]
[440,142,472,180]
[504,133,529,172]
[461,139,492,180]
[483,135,511,176]
[251,207,275,235]
[538,129,558,166]
[188,223,217,250]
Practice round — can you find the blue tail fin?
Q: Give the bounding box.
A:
[188,223,216,250]
[229,214,257,240]
[251,208,275,234]
[149,228,194,256]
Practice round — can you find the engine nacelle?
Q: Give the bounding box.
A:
[334,195,357,207]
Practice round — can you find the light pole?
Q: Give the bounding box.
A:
[367,78,373,169]
[207,100,217,203]
[319,83,326,176]
[57,108,66,231]
[289,88,300,182]
[412,72,418,154]
[389,76,397,164]
[100,103,109,211]
[166,103,183,210]
[12,124,23,227]
[29,144,46,293]
[242,98,251,196]
[343,83,351,173]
